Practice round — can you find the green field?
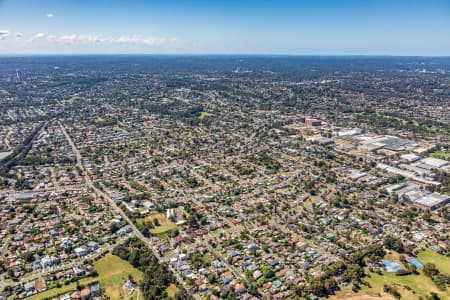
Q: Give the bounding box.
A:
[25,254,143,300]
[348,113,449,135]
[60,95,81,104]
[429,151,450,161]
[360,250,450,299]
[417,249,450,274]
[94,254,144,300]
[199,111,214,121]
[363,270,449,299]
[145,213,178,234]
[166,284,180,298]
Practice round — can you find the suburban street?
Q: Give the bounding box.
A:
[59,122,200,299]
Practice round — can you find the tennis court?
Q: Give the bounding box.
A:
[408,257,423,268]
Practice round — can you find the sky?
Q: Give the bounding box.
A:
[0,0,449,55]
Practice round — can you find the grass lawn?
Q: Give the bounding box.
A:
[145,213,178,234]
[94,254,144,300]
[361,269,450,300]
[417,249,450,274]
[429,150,450,161]
[166,284,180,298]
[61,95,81,104]
[199,111,214,121]
[383,250,403,262]
[203,253,215,265]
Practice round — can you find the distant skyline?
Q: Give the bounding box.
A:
[0,0,449,56]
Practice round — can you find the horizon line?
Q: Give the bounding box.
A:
[0,53,450,58]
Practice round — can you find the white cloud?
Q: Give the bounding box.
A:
[38,33,177,46]
[0,30,9,39]
[47,13,54,18]
[34,32,46,39]
[0,30,25,41]
[0,31,180,53]
[107,35,177,46]
[55,34,101,43]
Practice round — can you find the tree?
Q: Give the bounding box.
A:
[261,265,274,279]
[428,292,441,300]
[423,263,439,278]
[188,214,198,227]
[113,237,192,300]
[383,234,404,252]
[383,284,401,299]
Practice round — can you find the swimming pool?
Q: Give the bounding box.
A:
[382,260,403,272]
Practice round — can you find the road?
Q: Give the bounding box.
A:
[4,127,12,150]
[0,123,47,168]
[59,122,199,299]
[0,184,83,197]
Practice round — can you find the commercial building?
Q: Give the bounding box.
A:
[305,118,322,127]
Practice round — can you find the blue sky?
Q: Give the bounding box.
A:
[0,0,449,55]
